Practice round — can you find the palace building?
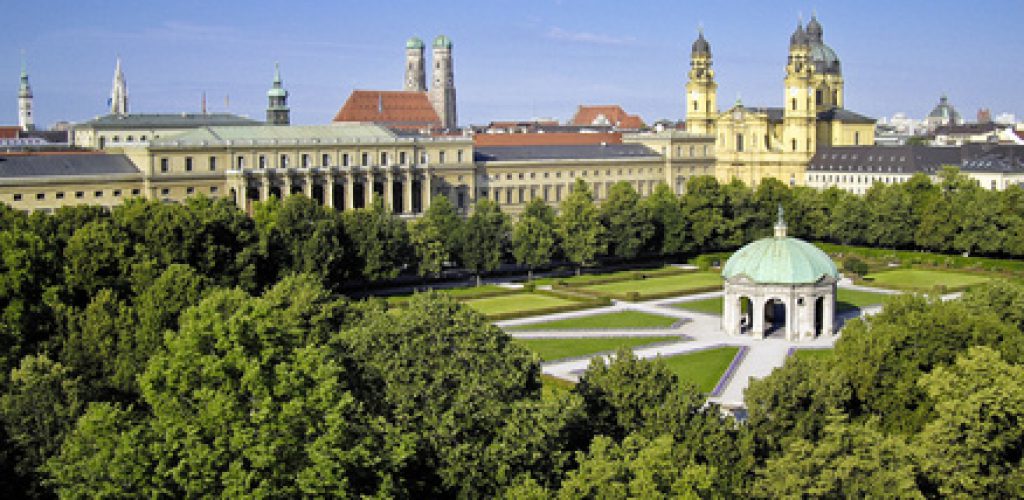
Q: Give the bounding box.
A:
[686,16,876,187]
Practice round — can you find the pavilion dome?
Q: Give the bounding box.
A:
[722,233,838,285]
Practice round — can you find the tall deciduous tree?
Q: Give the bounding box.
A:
[459,198,508,286]
[641,183,689,256]
[410,195,461,277]
[557,179,605,275]
[512,199,556,281]
[600,181,654,260]
[343,199,410,282]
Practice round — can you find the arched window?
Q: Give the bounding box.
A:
[792,139,797,151]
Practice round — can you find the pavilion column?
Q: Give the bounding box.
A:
[345,173,355,210]
[403,170,414,215]
[824,288,836,335]
[752,297,766,340]
[325,172,335,208]
[721,290,735,335]
[385,170,395,212]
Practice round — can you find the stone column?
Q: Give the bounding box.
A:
[421,170,432,212]
[752,297,765,340]
[304,171,314,198]
[366,170,376,207]
[283,174,293,197]
[260,173,270,201]
[824,289,836,335]
[385,169,395,211]
[403,170,414,215]
[325,172,335,208]
[345,173,355,210]
[721,289,735,335]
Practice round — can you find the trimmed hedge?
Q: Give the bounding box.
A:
[486,298,611,321]
[551,283,723,303]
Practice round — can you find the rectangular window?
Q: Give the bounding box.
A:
[815,89,823,106]
[420,152,428,164]
[56,192,65,199]
[131,188,140,196]
[280,154,288,168]
[186,187,195,195]
[94,191,103,198]
[160,188,170,196]
[210,186,219,193]
[185,157,193,172]
[35,193,44,200]
[301,154,310,168]
[439,151,446,164]
[259,155,267,168]
[380,152,388,165]
[736,134,744,152]
[322,153,330,167]
[75,192,84,199]
[791,98,797,111]
[342,154,349,167]
[399,151,407,165]
[237,156,245,169]
[457,150,464,162]
[113,189,122,197]
[361,153,368,166]
[209,156,217,171]
[160,158,169,172]
[12,194,21,201]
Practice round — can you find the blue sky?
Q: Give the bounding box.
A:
[4,0,1023,128]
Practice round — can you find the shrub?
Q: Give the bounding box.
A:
[843,256,869,277]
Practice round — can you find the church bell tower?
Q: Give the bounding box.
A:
[783,21,814,155]
[428,35,457,130]
[18,55,34,131]
[266,63,290,125]
[685,29,717,135]
[404,37,426,92]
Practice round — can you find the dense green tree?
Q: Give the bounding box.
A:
[343,199,410,282]
[459,198,508,286]
[0,229,53,373]
[62,220,135,305]
[917,347,1024,498]
[557,179,605,275]
[600,181,654,260]
[641,183,689,256]
[756,415,923,499]
[864,182,914,248]
[49,276,398,497]
[512,200,556,281]
[787,186,830,240]
[829,189,870,245]
[342,292,540,497]
[0,355,86,497]
[681,176,729,251]
[58,289,138,397]
[410,195,462,277]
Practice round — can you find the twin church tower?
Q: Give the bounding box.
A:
[403,35,457,130]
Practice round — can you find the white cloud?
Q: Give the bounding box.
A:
[545,26,636,46]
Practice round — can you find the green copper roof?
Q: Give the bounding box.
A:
[406,37,425,49]
[722,236,838,284]
[433,35,452,49]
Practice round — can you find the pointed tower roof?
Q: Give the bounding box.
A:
[691,28,711,57]
[267,62,287,98]
[790,21,808,48]
[806,14,823,42]
[18,53,31,97]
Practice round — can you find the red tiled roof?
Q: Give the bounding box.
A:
[0,126,21,139]
[1015,130,1024,142]
[332,90,440,130]
[473,132,622,147]
[570,105,645,130]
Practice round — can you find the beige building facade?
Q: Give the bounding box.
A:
[686,16,876,188]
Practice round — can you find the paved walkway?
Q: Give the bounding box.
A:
[505,282,908,408]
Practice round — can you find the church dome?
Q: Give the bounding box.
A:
[928,95,962,122]
[691,31,711,56]
[808,41,841,75]
[406,37,425,49]
[433,35,453,49]
[722,235,838,285]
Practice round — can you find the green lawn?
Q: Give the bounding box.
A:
[515,335,684,361]
[440,284,513,298]
[463,293,580,316]
[864,268,991,291]
[581,272,722,296]
[790,348,834,362]
[672,288,891,315]
[835,289,891,312]
[658,347,740,393]
[507,310,679,331]
[540,374,575,400]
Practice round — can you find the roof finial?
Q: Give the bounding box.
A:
[274,61,281,84]
[774,203,787,238]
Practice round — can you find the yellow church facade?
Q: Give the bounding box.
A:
[685,16,876,187]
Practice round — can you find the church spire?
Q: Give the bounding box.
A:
[110,57,128,116]
[266,62,290,125]
[18,51,34,131]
